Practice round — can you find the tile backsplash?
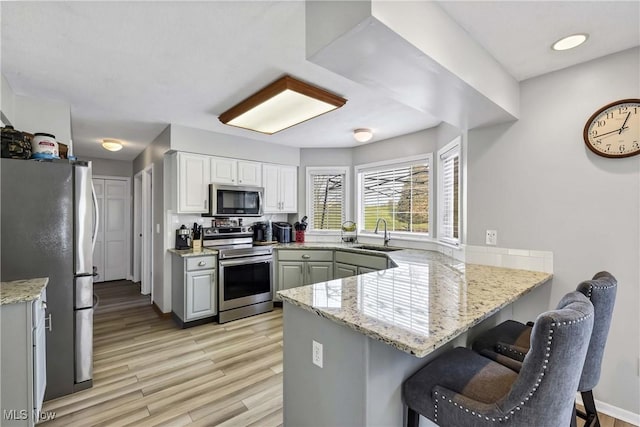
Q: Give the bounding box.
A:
[464,245,553,273]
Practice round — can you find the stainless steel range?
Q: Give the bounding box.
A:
[203,222,273,323]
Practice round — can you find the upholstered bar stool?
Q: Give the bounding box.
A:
[402,291,594,427]
[472,272,617,427]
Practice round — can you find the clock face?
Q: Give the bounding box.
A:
[583,99,640,158]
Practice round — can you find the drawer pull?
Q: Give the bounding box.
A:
[302,254,310,260]
[198,261,206,266]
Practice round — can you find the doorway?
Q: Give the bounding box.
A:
[93,176,131,283]
[133,165,153,298]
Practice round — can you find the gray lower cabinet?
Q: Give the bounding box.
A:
[172,254,217,326]
[277,250,334,294]
[1,289,47,426]
[334,251,389,276]
[335,262,358,278]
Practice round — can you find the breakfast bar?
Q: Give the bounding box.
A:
[278,250,552,427]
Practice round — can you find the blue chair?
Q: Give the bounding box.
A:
[402,291,594,427]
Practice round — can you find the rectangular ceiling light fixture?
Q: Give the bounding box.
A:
[219,75,347,134]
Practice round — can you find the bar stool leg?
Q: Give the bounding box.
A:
[407,407,419,427]
[571,401,578,427]
[581,391,600,427]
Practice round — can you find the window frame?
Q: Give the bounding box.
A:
[355,154,433,239]
[305,166,351,233]
[437,137,462,246]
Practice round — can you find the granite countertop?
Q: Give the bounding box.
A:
[278,249,552,358]
[1,277,49,305]
[168,248,219,258]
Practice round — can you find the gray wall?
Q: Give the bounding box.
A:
[170,124,300,166]
[467,47,640,414]
[133,125,171,311]
[83,156,133,178]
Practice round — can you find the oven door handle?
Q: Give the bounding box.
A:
[219,255,273,267]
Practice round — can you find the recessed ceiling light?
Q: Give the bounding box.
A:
[353,128,373,143]
[102,139,123,152]
[552,33,588,51]
[219,76,347,134]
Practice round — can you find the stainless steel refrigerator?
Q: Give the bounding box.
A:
[1,158,97,399]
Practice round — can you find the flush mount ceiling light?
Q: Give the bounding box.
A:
[219,75,347,134]
[102,139,123,152]
[552,33,588,51]
[353,128,373,143]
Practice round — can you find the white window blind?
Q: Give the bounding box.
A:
[310,172,345,230]
[359,160,429,234]
[439,143,460,243]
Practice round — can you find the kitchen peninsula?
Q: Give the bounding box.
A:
[278,250,552,427]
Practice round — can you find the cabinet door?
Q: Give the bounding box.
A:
[186,269,216,320]
[178,153,210,213]
[33,297,46,418]
[279,261,305,290]
[237,161,262,186]
[335,262,358,279]
[262,164,281,213]
[306,261,334,285]
[211,157,237,185]
[280,165,298,212]
[358,266,378,275]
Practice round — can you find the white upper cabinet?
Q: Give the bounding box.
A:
[178,152,210,213]
[237,161,262,186]
[210,157,237,185]
[210,157,262,187]
[263,164,297,213]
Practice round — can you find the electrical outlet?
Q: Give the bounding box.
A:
[486,229,497,245]
[312,340,323,368]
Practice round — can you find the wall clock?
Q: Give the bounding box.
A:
[583,99,640,158]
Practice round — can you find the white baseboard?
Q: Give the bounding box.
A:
[576,394,640,426]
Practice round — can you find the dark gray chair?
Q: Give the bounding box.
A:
[472,271,617,427]
[402,291,594,427]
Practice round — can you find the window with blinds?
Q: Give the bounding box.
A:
[438,140,461,243]
[358,159,430,234]
[309,171,346,230]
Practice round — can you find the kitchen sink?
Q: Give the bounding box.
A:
[354,245,402,252]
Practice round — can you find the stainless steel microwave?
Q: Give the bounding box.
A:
[207,184,263,217]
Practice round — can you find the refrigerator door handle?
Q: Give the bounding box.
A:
[91,181,99,254]
[75,163,94,275]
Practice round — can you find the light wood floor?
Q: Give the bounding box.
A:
[39,281,637,427]
[40,280,283,426]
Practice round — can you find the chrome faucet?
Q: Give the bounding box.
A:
[374,218,390,247]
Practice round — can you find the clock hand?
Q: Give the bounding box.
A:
[594,128,624,138]
[619,112,631,134]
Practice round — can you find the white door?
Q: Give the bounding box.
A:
[237,161,262,186]
[104,180,128,281]
[93,180,105,283]
[93,178,130,282]
[210,157,237,184]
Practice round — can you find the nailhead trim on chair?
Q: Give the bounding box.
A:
[496,344,526,357]
[432,313,593,424]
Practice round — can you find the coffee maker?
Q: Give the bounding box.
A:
[175,225,191,249]
[253,221,268,242]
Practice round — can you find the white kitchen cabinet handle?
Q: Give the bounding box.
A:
[198,261,206,266]
[302,254,310,260]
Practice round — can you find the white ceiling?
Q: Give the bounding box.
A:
[2,1,639,162]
